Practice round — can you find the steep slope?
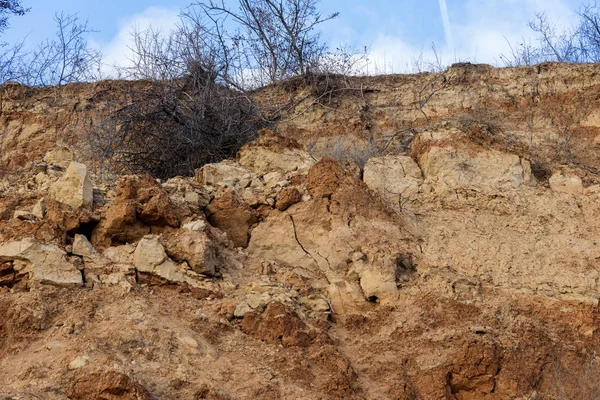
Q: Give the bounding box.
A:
[1,63,600,399]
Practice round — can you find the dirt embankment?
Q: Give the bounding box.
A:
[1,64,600,399]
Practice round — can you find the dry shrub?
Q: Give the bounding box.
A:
[88,77,266,180]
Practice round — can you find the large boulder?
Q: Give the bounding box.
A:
[363,155,423,209]
[419,145,533,191]
[0,238,82,287]
[249,158,414,313]
[205,189,257,248]
[162,177,212,220]
[49,161,93,210]
[43,147,73,169]
[413,132,534,192]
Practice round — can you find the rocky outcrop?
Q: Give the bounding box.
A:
[92,175,179,248]
[238,129,315,175]
[549,166,584,195]
[363,155,423,209]
[413,131,535,193]
[205,189,257,248]
[0,238,82,287]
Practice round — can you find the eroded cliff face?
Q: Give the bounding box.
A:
[1,64,600,399]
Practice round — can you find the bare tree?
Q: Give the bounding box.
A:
[0,0,28,37]
[184,0,338,88]
[528,12,582,63]
[499,36,543,67]
[578,2,600,62]
[21,13,102,86]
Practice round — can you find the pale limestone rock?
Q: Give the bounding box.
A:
[358,268,398,304]
[363,155,423,209]
[238,146,315,175]
[549,168,584,195]
[13,210,36,221]
[0,238,82,287]
[102,244,136,265]
[195,160,252,187]
[32,198,46,219]
[43,147,73,169]
[133,235,167,271]
[418,145,532,192]
[183,220,207,232]
[68,355,90,370]
[73,234,95,257]
[49,162,93,210]
[133,235,189,283]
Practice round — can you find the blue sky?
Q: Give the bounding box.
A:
[1,0,588,73]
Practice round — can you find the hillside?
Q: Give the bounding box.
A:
[1,62,600,399]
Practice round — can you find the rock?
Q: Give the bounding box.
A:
[68,355,90,370]
[32,198,46,219]
[72,234,95,257]
[13,210,37,221]
[102,244,136,265]
[68,371,150,400]
[117,175,180,227]
[0,238,82,287]
[363,155,423,209]
[241,302,313,347]
[234,302,254,318]
[549,167,584,195]
[92,200,149,248]
[238,129,315,175]
[205,189,258,248]
[357,266,398,304]
[195,160,252,187]
[415,136,533,191]
[162,177,212,219]
[49,162,93,210]
[92,175,180,248]
[43,147,73,169]
[276,187,302,211]
[133,235,167,270]
[183,219,207,232]
[133,235,187,283]
[165,230,219,276]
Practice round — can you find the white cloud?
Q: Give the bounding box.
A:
[338,0,582,74]
[91,6,180,77]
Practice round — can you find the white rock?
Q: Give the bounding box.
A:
[418,144,532,192]
[13,210,37,221]
[196,161,251,187]
[0,238,82,287]
[72,234,95,257]
[183,220,207,232]
[68,355,90,370]
[32,198,47,219]
[49,162,93,210]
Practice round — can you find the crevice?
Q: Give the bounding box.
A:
[80,269,87,287]
[289,215,320,267]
